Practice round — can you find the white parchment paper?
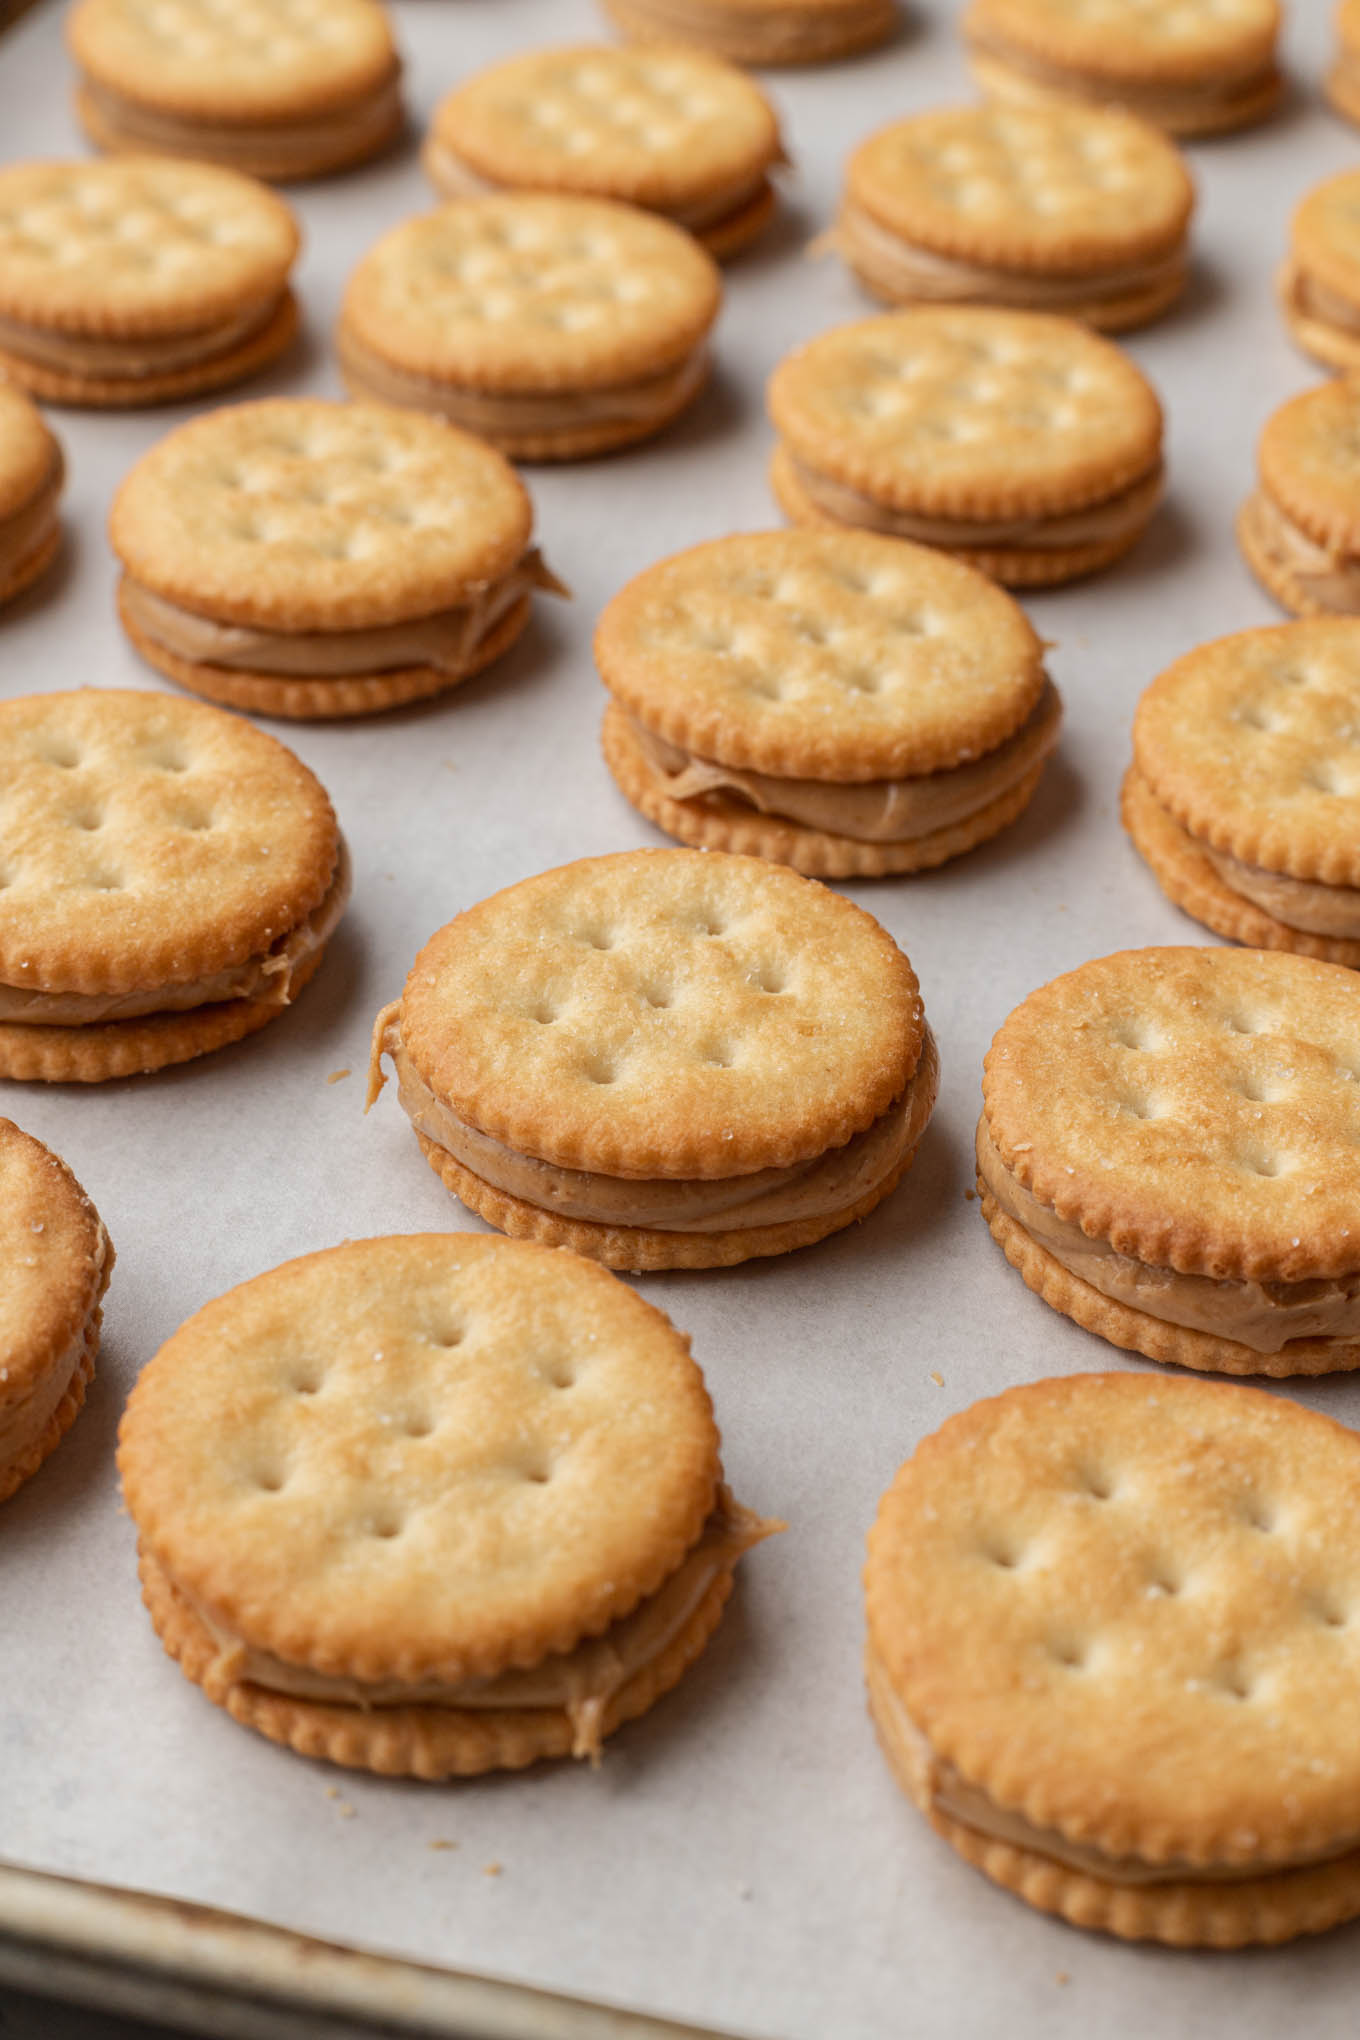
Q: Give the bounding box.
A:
[2,2,1360,2034]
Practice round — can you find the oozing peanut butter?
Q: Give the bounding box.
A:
[977,1120,1360,1354]
[835,201,1186,318]
[422,139,772,237]
[783,453,1163,553]
[966,26,1280,130]
[0,299,284,380]
[1281,261,1360,340]
[628,679,1060,844]
[77,74,403,176]
[1242,491,1360,614]
[867,1640,1358,1885]
[369,1013,938,1233]
[336,321,709,434]
[119,553,562,681]
[181,1488,776,1760]
[0,838,350,1025]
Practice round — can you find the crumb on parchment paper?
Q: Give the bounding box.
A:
[326,1068,351,1085]
[484,1862,503,1878]
[929,1371,944,1387]
[429,1839,458,1852]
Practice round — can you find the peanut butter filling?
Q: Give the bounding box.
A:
[179,1488,776,1760]
[627,677,1060,843]
[0,837,350,1025]
[0,298,285,381]
[1281,261,1360,339]
[966,26,1280,129]
[422,138,772,238]
[120,553,563,682]
[835,201,1186,317]
[0,457,61,588]
[867,1640,1358,1885]
[1243,490,1360,614]
[370,1013,938,1233]
[977,1120,1360,1354]
[0,1229,108,1476]
[77,74,403,175]
[1204,842,1360,939]
[783,451,1163,554]
[337,321,710,436]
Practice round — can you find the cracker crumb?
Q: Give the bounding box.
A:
[428,1839,458,1852]
[337,1801,355,1819]
[964,1188,976,1201]
[484,1862,503,1878]
[1056,1971,1070,1987]
[930,1370,944,1387]
[326,1068,351,1085]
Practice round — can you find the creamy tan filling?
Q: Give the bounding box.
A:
[836,200,1185,313]
[0,1228,107,1473]
[370,1014,937,1232]
[0,299,283,380]
[182,1488,775,1760]
[1203,841,1360,939]
[785,453,1163,552]
[422,138,770,236]
[0,461,61,585]
[0,838,350,1025]
[121,553,563,681]
[977,1121,1360,1353]
[79,74,403,172]
[611,0,893,61]
[1282,261,1360,339]
[628,677,1060,842]
[869,1642,1355,1885]
[337,322,709,434]
[1245,490,1360,614]
[966,26,1278,124]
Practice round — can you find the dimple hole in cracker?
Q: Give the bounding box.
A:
[290,1361,324,1396]
[1214,1661,1255,1702]
[1046,1634,1088,1670]
[980,1532,1024,1570]
[37,739,81,770]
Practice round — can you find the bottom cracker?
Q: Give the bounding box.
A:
[0,945,326,1083]
[1120,766,1360,967]
[978,1171,1360,1378]
[0,292,299,410]
[769,443,1147,589]
[966,48,1284,140]
[415,1117,931,1272]
[119,585,532,721]
[140,1548,733,1777]
[602,698,1044,876]
[0,1310,100,1506]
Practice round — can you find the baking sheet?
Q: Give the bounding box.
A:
[2,2,1360,2035]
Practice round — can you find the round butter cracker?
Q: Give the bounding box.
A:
[867,1372,1360,1941]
